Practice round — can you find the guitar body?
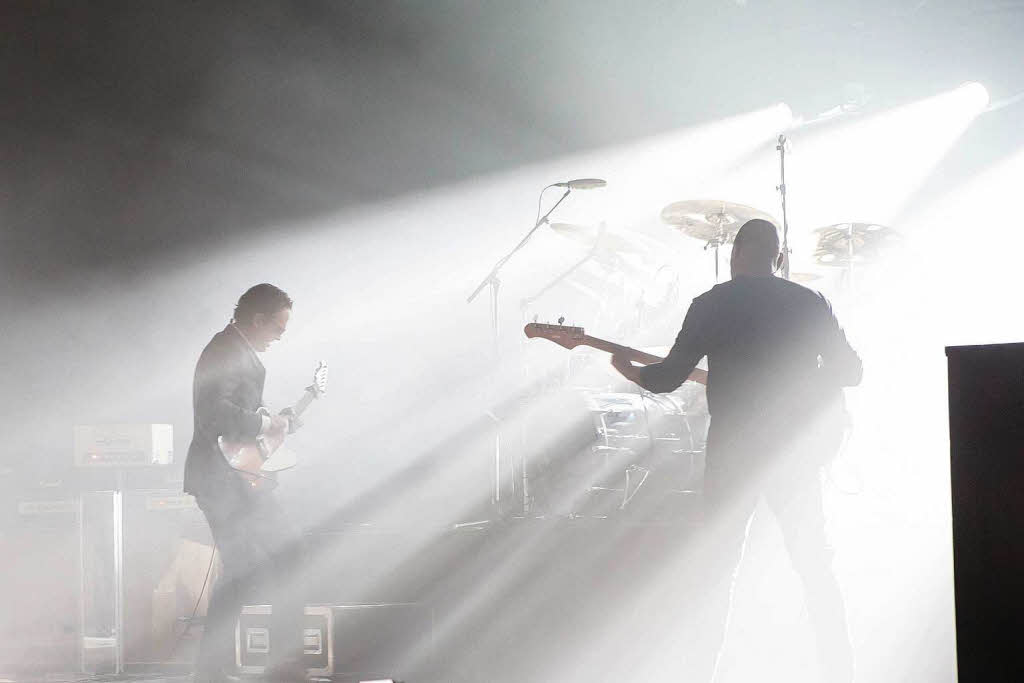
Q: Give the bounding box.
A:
[218,361,329,493]
[219,431,285,492]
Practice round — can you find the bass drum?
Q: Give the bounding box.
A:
[529,387,707,520]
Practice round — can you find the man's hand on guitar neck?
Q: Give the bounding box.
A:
[611,352,645,384]
[612,351,708,388]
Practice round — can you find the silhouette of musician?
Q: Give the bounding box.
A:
[612,219,861,682]
[185,284,306,683]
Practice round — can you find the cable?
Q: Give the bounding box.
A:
[166,542,217,660]
[535,183,555,227]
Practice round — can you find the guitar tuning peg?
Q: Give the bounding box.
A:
[558,315,565,325]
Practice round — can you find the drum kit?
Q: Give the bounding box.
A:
[472,138,900,520]
[528,201,900,520]
[551,201,900,285]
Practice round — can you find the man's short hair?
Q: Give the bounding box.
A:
[233,283,293,325]
[733,219,780,256]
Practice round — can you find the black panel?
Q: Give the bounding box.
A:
[946,342,1024,682]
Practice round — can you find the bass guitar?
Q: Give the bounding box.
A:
[218,361,329,491]
[523,322,707,385]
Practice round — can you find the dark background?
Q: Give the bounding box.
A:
[3,0,1022,498]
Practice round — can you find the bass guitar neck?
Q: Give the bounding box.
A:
[522,322,707,386]
[579,336,665,366]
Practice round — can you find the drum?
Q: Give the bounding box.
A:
[529,388,707,519]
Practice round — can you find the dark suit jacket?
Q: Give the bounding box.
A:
[184,324,266,497]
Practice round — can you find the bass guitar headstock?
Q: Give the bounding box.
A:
[523,322,586,350]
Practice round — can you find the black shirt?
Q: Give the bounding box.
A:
[635,275,861,460]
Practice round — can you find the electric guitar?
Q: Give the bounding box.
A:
[218,361,329,491]
[523,322,708,385]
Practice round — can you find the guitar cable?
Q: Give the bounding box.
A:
[166,542,218,660]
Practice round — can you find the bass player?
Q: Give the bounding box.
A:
[611,219,862,682]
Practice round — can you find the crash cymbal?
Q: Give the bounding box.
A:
[813,222,900,266]
[549,222,648,256]
[661,200,777,244]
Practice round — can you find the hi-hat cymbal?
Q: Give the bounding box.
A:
[813,222,900,266]
[661,200,777,244]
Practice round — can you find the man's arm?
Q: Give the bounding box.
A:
[612,298,708,393]
[819,297,862,387]
[194,347,272,441]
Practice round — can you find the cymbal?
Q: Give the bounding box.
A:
[549,222,647,256]
[661,200,777,244]
[813,222,900,266]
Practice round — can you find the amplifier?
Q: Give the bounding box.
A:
[74,424,174,467]
[237,603,433,679]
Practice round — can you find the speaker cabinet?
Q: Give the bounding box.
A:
[947,342,1024,682]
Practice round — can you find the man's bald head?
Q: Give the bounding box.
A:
[730,219,782,278]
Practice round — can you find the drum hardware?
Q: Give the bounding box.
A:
[523,222,650,317]
[520,240,603,311]
[548,221,649,257]
[529,389,707,519]
[622,464,651,509]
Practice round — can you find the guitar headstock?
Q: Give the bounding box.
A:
[523,322,586,350]
[307,361,328,397]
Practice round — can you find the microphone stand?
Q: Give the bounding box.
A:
[776,134,792,280]
[467,186,573,516]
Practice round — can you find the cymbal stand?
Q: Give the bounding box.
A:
[843,222,857,293]
[776,134,792,280]
[467,185,573,515]
[702,216,731,282]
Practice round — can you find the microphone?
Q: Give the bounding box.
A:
[553,178,607,190]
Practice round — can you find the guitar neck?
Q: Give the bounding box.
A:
[581,336,664,365]
[582,335,708,385]
[290,389,317,418]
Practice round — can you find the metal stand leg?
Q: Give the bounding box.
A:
[112,473,125,674]
[79,472,127,675]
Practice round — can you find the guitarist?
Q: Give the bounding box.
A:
[185,283,306,683]
[611,220,862,683]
